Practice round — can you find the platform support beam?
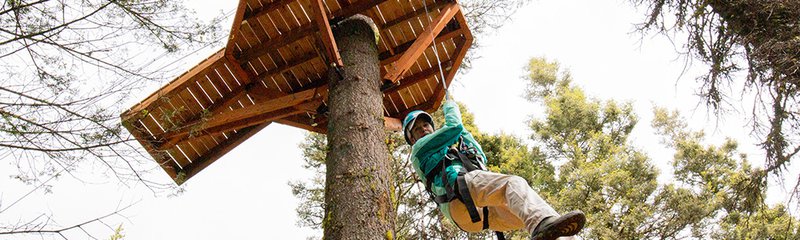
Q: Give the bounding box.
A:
[312,0,343,67]
[383,2,460,83]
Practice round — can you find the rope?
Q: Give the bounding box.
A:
[421,0,451,100]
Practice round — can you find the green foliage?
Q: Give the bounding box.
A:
[524,57,799,239]
[631,0,800,198]
[649,106,800,238]
[109,224,124,240]
[526,58,637,165]
[716,204,800,239]
[477,133,554,194]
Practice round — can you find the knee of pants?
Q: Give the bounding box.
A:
[506,175,529,189]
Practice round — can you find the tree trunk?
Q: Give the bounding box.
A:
[324,15,395,240]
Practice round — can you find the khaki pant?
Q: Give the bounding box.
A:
[449,171,559,234]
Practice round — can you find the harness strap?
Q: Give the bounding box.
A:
[482,207,490,229]
[441,162,457,204]
[427,152,458,204]
[456,175,481,223]
[495,231,506,240]
[481,207,507,240]
[421,137,495,227]
[455,148,481,172]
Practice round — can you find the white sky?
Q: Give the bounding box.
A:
[2,0,798,239]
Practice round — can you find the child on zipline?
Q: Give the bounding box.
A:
[403,96,586,240]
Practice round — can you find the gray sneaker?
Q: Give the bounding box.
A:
[530,210,586,240]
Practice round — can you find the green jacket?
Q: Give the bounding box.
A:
[410,100,487,221]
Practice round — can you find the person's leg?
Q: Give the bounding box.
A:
[450,199,526,232]
[462,170,558,233]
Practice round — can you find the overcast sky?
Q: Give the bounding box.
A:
[2,0,797,239]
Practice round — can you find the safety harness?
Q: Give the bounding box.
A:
[422,137,505,240]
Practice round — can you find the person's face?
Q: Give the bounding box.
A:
[410,120,434,144]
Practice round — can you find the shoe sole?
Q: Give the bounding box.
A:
[531,211,586,240]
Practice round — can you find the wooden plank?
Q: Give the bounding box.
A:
[397,99,434,119]
[122,49,226,122]
[243,0,295,25]
[383,2,459,83]
[392,0,414,30]
[312,0,343,66]
[383,60,451,94]
[248,79,287,102]
[384,116,401,132]
[155,78,284,151]
[239,23,315,63]
[124,121,179,179]
[247,49,277,77]
[398,85,419,107]
[271,49,296,92]
[187,107,303,142]
[175,140,200,162]
[379,22,461,66]
[391,92,406,114]
[186,81,212,112]
[454,7,474,43]
[382,93,397,116]
[203,67,232,104]
[392,88,409,110]
[246,12,272,45]
[325,0,344,14]
[277,115,327,133]
[276,42,306,90]
[293,40,322,86]
[329,0,390,23]
[140,113,192,168]
[226,55,254,86]
[184,134,212,156]
[171,89,201,129]
[148,90,195,132]
[373,0,400,26]
[148,95,182,131]
[158,86,324,141]
[283,74,329,95]
[254,10,281,46]
[281,2,303,29]
[210,66,237,96]
[383,0,450,29]
[239,20,263,51]
[226,0,250,54]
[238,0,389,64]
[257,51,318,86]
[180,122,272,183]
[217,63,245,97]
[197,75,224,105]
[291,0,314,25]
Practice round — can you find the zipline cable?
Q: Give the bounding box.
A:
[421,0,451,100]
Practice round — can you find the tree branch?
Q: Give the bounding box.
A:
[0,0,51,16]
[0,0,117,46]
[0,201,137,237]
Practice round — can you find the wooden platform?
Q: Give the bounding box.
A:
[120,0,473,184]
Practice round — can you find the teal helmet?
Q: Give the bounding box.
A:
[402,110,434,145]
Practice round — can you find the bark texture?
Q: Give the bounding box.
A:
[323,15,395,240]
